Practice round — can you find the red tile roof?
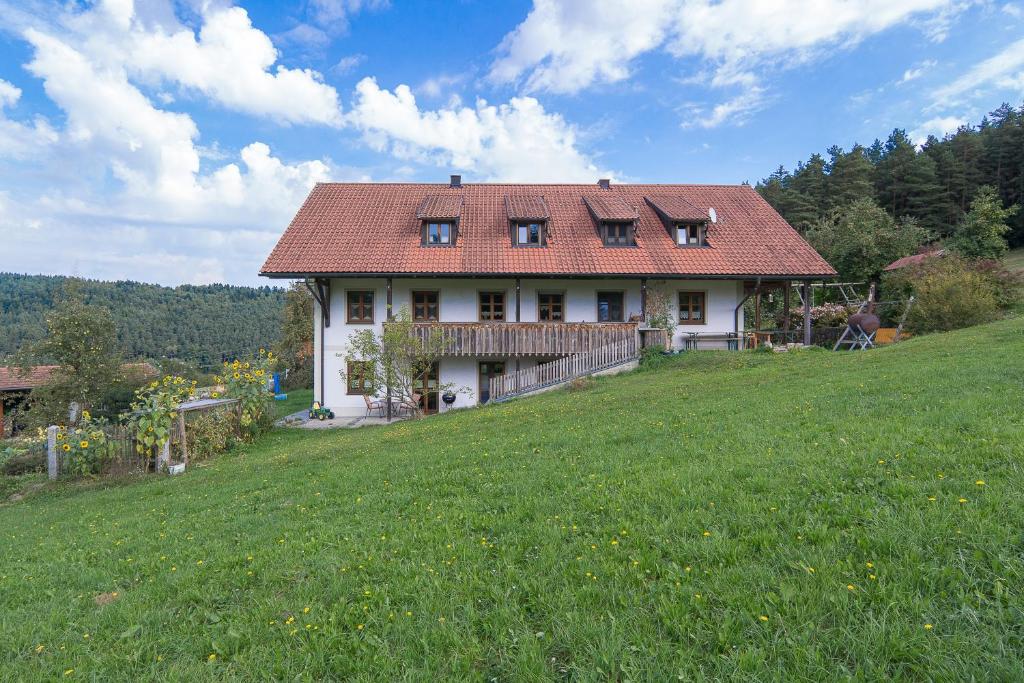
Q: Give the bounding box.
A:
[416,194,463,220]
[505,195,550,221]
[582,193,638,222]
[883,249,946,271]
[0,365,58,391]
[261,183,836,279]
[645,195,708,222]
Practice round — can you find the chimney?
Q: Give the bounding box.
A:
[597,178,611,189]
[450,174,462,188]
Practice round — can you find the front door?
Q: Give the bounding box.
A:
[478,361,505,404]
[416,362,439,414]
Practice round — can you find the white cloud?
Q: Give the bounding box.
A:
[680,86,769,128]
[334,53,367,74]
[345,77,610,182]
[491,0,958,126]
[910,115,965,145]
[931,37,1024,103]
[899,59,938,84]
[0,78,59,159]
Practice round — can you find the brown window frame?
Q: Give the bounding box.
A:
[602,221,635,247]
[421,221,456,246]
[596,291,625,322]
[346,360,375,395]
[411,290,440,322]
[512,221,545,247]
[478,291,506,322]
[678,291,707,325]
[537,291,565,322]
[346,290,374,324]
[675,223,706,247]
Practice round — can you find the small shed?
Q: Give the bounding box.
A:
[0,365,58,436]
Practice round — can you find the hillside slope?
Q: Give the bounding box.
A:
[1,318,1023,679]
[0,273,285,367]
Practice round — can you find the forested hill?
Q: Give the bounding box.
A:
[0,273,286,369]
[757,103,1024,246]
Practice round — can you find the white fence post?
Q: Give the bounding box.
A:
[46,425,58,480]
[157,441,170,473]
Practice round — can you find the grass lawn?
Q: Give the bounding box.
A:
[1006,246,1024,274]
[1,319,1023,679]
[273,388,312,419]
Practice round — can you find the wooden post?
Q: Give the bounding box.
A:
[515,278,521,322]
[754,285,762,348]
[386,277,393,321]
[802,281,812,346]
[782,280,791,339]
[46,425,58,480]
[157,440,170,473]
[640,278,647,321]
[178,412,188,466]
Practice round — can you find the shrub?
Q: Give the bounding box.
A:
[1,450,45,476]
[186,409,238,462]
[786,302,854,329]
[638,346,672,371]
[891,257,1004,334]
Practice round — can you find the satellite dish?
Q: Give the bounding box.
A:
[708,207,717,224]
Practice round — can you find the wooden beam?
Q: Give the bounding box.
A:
[386,277,393,321]
[515,278,521,322]
[640,278,647,321]
[782,280,791,336]
[802,281,812,346]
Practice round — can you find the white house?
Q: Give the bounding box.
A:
[261,177,835,416]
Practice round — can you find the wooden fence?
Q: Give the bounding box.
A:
[488,336,638,402]
[394,322,640,357]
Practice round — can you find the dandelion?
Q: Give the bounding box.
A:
[958,498,968,504]
[702,530,711,537]
[34,644,45,654]
[866,562,873,568]
[975,480,985,486]
[356,624,364,630]
[303,607,311,614]
[759,615,769,622]
[869,574,876,580]
[924,623,933,630]
[847,584,855,591]
[64,669,74,676]
[208,653,217,662]
[928,496,936,502]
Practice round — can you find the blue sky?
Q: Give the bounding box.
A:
[1,0,1022,286]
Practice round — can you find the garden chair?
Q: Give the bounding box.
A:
[362,393,386,417]
[399,393,422,416]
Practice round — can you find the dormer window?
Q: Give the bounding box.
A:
[417,194,462,247]
[514,221,544,246]
[675,223,706,247]
[505,195,550,247]
[602,222,634,247]
[426,222,452,245]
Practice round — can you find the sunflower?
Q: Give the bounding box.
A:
[80,440,89,449]
[62,443,71,452]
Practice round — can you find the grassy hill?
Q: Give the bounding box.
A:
[1,319,1023,679]
[0,273,286,369]
[1006,246,1024,274]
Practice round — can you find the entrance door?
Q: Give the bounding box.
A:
[415,362,440,414]
[478,361,505,404]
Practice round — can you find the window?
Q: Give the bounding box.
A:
[424,222,453,245]
[412,290,439,321]
[603,222,633,246]
[346,290,374,324]
[678,291,706,324]
[676,223,705,246]
[479,291,505,321]
[597,291,624,322]
[514,222,544,246]
[538,292,564,322]
[346,361,374,395]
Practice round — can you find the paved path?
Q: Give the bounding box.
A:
[275,410,408,429]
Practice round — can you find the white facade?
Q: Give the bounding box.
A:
[314,277,745,416]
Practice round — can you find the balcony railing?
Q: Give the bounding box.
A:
[387,321,640,357]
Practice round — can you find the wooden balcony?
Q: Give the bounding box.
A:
[388,321,640,357]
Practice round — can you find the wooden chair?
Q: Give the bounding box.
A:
[362,393,385,417]
[400,393,422,416]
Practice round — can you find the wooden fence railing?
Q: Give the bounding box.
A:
[391,322,640,357]
[488,336,638,402]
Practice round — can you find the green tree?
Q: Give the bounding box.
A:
[15,286,124,425]
[825,145,875,209]
[947,185,1018,259]
[805,198,929,283]
[275,282,314,390]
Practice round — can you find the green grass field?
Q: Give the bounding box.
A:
[1006,246,1024,274]
[2,319,1023,679]
[273,388,312,419]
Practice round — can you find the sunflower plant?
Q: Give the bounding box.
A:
[125,375,197,459]
[215,350,275,435]
[56,410,116,477]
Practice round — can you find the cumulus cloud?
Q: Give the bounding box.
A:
[345,77,610,182]
[910,115,966,145]
[0,78,59,159]
[491,0,958,126]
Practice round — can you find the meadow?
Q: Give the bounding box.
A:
[1,318,1022,680]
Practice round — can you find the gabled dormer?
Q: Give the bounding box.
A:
[582,189,638,247]
[505,195,550,247]
[644,195,710,247]
[416,193,463,246]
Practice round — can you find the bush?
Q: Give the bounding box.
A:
[638,346,672,371]
[887,256,1008,334]
[185,409,238,462]
[1,449,45,476]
